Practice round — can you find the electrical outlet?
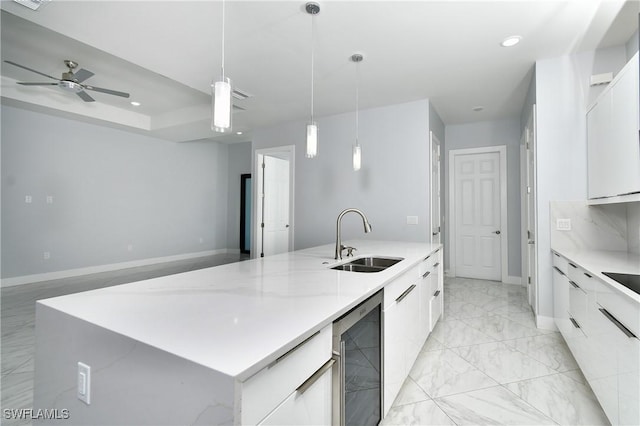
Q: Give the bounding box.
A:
[407,216,419,225]
[46,195,53,204]
[127,244,133,252]
[556,218,572,231]
[25,195,32,204]
[43,251,50,260]
[77,362,91,405]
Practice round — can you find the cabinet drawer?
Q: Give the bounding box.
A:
[552,252,568,275]
[418,250,441,276]
[429,290,443,331]
[568,280,587,328]
[241,325,332,425]
[258,364,332,425]
[598,289,640,338]
[384,267,419,310]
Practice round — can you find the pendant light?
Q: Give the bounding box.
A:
[306,2,320,158]
[351,53,363,171]
[212,0,232,133]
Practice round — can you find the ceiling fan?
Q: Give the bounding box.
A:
[4,59,130,102]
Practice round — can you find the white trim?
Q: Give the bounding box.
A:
[253,145,296,259]
[448,145,508,282]
[1,249,230,288]
[429,131,442,245]
[504,276,523,285]
[535,315,558,331]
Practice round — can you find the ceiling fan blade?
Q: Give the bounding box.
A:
[76,91,95,102]
[4,60,59,81]
[17,82,58,86]
[84,85,130,98]
[73,68,94,83]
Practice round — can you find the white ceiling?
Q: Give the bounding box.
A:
[1,0,638,143]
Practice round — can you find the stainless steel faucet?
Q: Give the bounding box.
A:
[335,208,372,260]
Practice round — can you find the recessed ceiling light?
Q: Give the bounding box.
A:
[130,101,141,106]
[501,36,522,47]
[236,131,243,135]
[472,106,484,112]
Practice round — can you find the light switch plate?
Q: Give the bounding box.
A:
[556,218,571,231]
[77,362,91,405]
[407,216,419,225]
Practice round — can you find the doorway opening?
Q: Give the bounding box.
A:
[253,146,295,258]
[240,174,252,255]
[448,146,508,282]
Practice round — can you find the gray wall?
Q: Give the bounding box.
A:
[1,105,229,278]
[226,142,252,251]
[520,66,536,133]
[626,29,639,60]
[444,118,522,279]
[252,99,432,250]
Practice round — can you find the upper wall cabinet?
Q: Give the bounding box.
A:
[587,52,640,204]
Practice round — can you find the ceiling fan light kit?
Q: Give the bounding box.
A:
[5,58,130,103]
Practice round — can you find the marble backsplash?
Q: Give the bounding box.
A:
[549,201,630,252]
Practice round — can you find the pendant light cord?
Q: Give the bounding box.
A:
[221,0,226,78]
[355,59,359,145]
[310,12,315,122]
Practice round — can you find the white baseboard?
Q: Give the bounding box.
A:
[1,249,231,288]
[504,275,522,285]
[535,315,558,331]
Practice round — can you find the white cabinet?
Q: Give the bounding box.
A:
[383,248,443,417]
[383,267,420,416]
[241,325,333,425]
[587,52,640,201]
[552,252,640,426]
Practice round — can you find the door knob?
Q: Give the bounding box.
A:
[494,230,501,235]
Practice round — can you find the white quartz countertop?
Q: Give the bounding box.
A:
[552,248,640,304]
[38,240,441,380]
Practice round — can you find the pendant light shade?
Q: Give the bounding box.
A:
[306,122,318,158]
[306,2,320,158]
[351,53,363,171]
[352,144,361,171]
[212,0,232,133]
[212,77,232,132]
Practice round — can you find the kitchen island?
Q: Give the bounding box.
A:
[33,240,442,425]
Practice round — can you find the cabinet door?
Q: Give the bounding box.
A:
[552,267,569,328]
[383,301,405,416]
[587,97,612,199]
[259,366,332,425]
[619,335,640,426]
[403,282,422,374]
[419,271,432,343]
[609,57,640,196]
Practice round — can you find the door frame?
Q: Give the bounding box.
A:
[521,105,538,311]
[430,131,442,244]
[448,145,508,282]
[252,145,295,259]
[240,173,251,254]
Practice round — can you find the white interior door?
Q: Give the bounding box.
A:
[525,107,538,311]
[454,152,502,281]
[262,155,290,257]
[430,132,442,244]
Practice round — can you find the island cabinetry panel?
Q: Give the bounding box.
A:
[383,249,444,417]
[241,325,332,425]
[382,265,420,416]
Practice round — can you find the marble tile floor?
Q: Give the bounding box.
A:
[382,276,610,426]
[0,252,248,426]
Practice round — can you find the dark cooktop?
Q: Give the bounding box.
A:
[602,272,640,296]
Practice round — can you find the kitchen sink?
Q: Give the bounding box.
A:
[331,256,404,273]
